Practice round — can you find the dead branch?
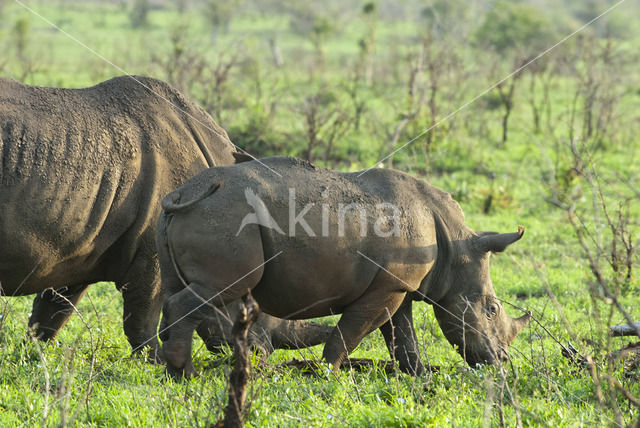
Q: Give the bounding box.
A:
[385,47,428,168]
[215,293,260,428]
[611,322,640,337]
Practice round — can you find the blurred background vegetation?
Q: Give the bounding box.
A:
[2,0,637,234]
[1,0,638,174]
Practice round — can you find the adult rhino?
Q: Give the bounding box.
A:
[158,156,531,378]
[0,76,328,359]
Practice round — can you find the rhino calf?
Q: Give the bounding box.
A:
[157,156,530,378]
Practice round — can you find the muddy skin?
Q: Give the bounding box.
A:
[2,76,323,361]
[157,156,531,378]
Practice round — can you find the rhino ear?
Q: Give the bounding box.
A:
[233,151,255,164]
[475,226,524,253]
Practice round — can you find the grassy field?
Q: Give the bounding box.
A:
[1,0,639,426]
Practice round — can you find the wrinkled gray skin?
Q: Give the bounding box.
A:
[157,156,531,378]
[0,76,327,360]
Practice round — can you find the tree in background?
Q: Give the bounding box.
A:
[9,16,38,81]
[420,0,473,41]
[203,0,243,42]
[285,2,334,72]
[567,0,633,38]
[129,0,150,28]
[475,0,555,143]
[383,47,428,168]
[343,2,378,132]
[12,18,29,60]
[176,0,188,14]
[357,2,378,85]
[298,89,351,164]
[150,23,207,94]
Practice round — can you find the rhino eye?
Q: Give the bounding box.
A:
[486,304,498,318]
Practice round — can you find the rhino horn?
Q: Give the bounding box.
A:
[475,226,525,253]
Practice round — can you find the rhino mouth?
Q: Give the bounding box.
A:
[462,345,509,366]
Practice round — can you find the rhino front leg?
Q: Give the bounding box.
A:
[379,295,425,375]
[28,283,90,340]
[323,278,406,372]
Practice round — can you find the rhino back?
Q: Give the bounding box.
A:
[169,156,466,242]
[0,76,236,294]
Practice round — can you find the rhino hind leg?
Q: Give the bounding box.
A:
[196,304,333,358]
[270,318,333,350]
[197,314,274,357]
[118,251,165,363]
[28,283,90,341]
[161,280,258,379]
[322,277,407,372]
[121,284,164,363]
[196,306,238,354]
[196,304,275,357]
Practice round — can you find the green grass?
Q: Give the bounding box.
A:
[1,0,639,426]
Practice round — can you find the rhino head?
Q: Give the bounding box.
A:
[430,226,530,366]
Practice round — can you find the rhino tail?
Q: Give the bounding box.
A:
[273,320,334,350]
[161,181,222,214]
[163,212,190,289]
[161,182,222,289]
